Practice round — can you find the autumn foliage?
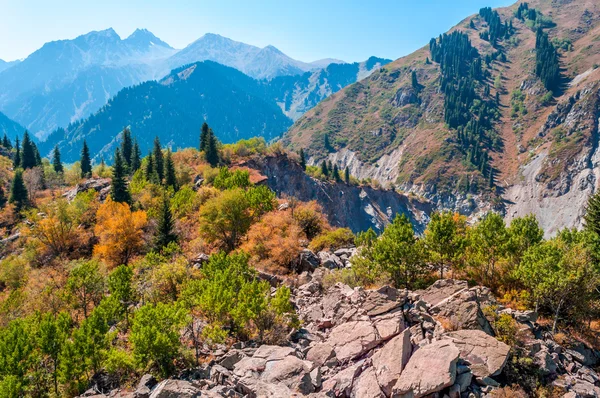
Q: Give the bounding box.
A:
[93,198,147,267]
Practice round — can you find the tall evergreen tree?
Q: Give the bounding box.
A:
[164,149,178,192]
[20,131,36,170]
[204,128,220,167]
[585,191,600,236]
[110,148,131,204]
[52,145,63,173]
[153,137,164,181]
[9,169,28,211]
[2,134,11,150]
[299,149,306,171]
[0,185,6,209]
[130,139,141,173]
[120,128,133,170]
[332,164,340,181]
[199,122,210,152]
[32,141,42,167]
[321,161,329,177]
[345,167,350,184]
[535,28,560,92]
[145,151,155,181]
[155,192,177,249]
[80,140,92,178]
[13,137,20,168]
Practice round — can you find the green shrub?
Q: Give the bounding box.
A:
[309,228,355,252]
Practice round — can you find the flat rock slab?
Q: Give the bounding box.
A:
[446,329,510,379]
[327,320,380,362]
[393,339,459,398]
[149,380,201,398]
[416,279,468,307]
[371,329,412,396]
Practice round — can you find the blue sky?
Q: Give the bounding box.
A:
[0,0,514,63]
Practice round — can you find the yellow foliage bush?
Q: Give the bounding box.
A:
[93,198,148,267]
[240,210,303,275]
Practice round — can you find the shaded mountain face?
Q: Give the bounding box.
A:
[0,59,20,74]
[0,111,25,138]
[0,29,177,140]
[40,56,390,164]
[40,61,294,163]
[284,0,600,236]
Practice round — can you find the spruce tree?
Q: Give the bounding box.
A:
[299,149,306,171]
[145,151,155,181]
[130,139,141,173]
[0,185,6,209]
[120,128,133,170]
[164,149,178,192]
[205,128,220,167]
[199,122,210,152]
[52,145,63,173]
[9,169,28,211]
[32,142,42,167]
[153,137,164,181]
[411,71,420,93]
[321,161,329,177]
[324,134,332,152]
[345,167,350,184]
[80,140,92,178]
[332,164,340,181]
[155,192,177,249]
[585,191,600,236]
[13,137,20,168]
[20,131,36,170]
[2,134,11,150]
[110,148,131,204]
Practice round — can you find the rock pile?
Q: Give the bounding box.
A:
[79,275,600,398]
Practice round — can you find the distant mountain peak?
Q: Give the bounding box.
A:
[125,28,173,49]
[79,28,121,41]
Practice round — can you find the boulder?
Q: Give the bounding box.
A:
[372,309,404,340]
[261,355,315,394]
[219,349,246,371]
[327,321,380,362]
[318,251,344,269]
[351,367,384,398]
[236,377,292,397]
[321,362,363,397]
[252,345,295,361]
[64,178,111,202]
[416,279,468,307]
[430,289,493,335]
[371,329,412,396]
[393,339,460,398]
[149,380,201,398]
[135,374,157,398]
[306,343,337,367]
[298,249,320,272]
[445,330,510,379]
[233,357,267,378]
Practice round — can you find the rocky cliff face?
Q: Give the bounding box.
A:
[245,154,432,233]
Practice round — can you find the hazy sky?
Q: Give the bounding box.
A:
[0,0,514,63]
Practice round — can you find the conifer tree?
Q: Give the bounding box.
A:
[145,151,155,181]
[411,71,420,93]
[585,191,600,236]
[52,145,63,173]
[204,128,220,167]
[332,164,340,181]
[345,167,350,184]
[153,137,164,181]
[199,122,210,152]
[131,139,141,173]
[164,149,178,192]
[299,149,306,171]
[110,148,131,204]
[9,169,28,211]
[324,134,332,152]
[13,136,20,168]
[0,185,6,209]
[155,192,177,249]
[80,140,92,178]
[120,128,133,170]
[20,131,36,170]
[32,142,42,167]
[321,161,329,177]
[2,134,11,149]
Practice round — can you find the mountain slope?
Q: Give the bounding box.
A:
[41,56,389,164]
[0,59,19,74]
[165,33,334,80]
[41,61,294,163]
[0,29,177,139]
[0,111,25,138]
[284,0,600,236]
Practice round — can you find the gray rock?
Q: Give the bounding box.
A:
[445,330,510,379]
[299,249,321,271]
[372,329,412,396]
[306,343,337,367]
[321,362,363,397]
[327,320,380,362]
[149,380,201,398]
[261,355,315,394]
[393,339,460,398]
[351,367,384,398]
[318,251,344,269]
[219,350,246,371]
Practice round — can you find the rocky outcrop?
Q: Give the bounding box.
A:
[83,275,600,398]
[64,178,111,202]
[245,153,432,233]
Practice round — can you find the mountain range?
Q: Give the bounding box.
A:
[41,56,390,163]
[283,0,600,236]
[0,30,364,141]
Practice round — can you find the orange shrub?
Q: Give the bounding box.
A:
[241,210,303,275]
[93,198,148,267]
